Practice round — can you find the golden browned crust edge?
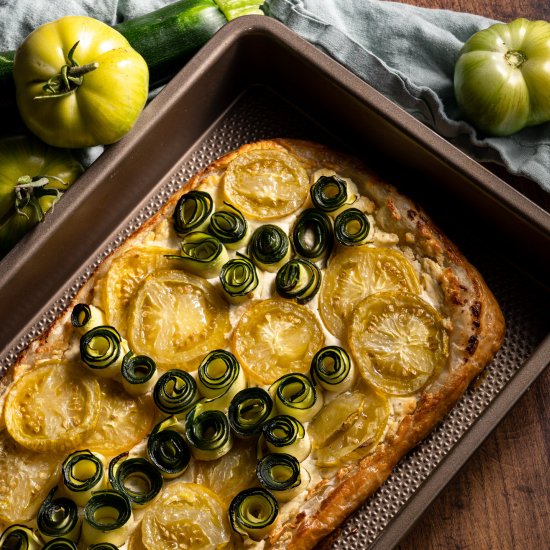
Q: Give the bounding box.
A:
[0,139,505,548]
[266,140,505,550]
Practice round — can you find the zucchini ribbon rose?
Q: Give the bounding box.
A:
[37,487,80,542]
[229,488,279,540]
[292,208,334,260]
[108,452,163,507]
[153,369,198,415]
[228,387,274,438]
[249,224,291,272]
[276,258,321,304]
[173,190,213,235]
[208,202,249,249]
[310,174,356,214]
[256,453,310,502]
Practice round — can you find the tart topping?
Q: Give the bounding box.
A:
[141,482,232,550]
[349,291,449,395]
[224,148,309,219]
[127,269,230,370]
[232,298,325,385]
[320,246,422,339]
[4,360,100,453]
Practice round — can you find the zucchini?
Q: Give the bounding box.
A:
[249,224,291,272]
[197,349,246,400]
[229,488,279,540]
[256,452,310,502]
[82,491,133,548]
[208,202,250,249]
[167,231,229,277]
[310,345,356,392]
[148,416,191,478]
[334,207,373,246]
[275,258,322,304]
[292,208,334,261]
[61,450,107,507]
[108,452,163,508]
[269,373,323,423]
[310,174,356,214]
[153,369,198,415]
[228,387,273,437]
[0,0,264,98]
[173,190,214,235]
[219,252,260,304]
[37,487,80,542]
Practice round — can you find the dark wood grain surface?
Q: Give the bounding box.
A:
[386,2,550,549]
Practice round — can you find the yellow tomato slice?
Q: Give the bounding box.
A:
[223,148,309,219]
[349,291,449,395]
[319,246,421,339]
[127,269,231,371]
[0,430,62,524]
[141,482,233,550]
[4,360,100,453]
[102,246,179,337]
[79,378,156,456]
[194,438,258,505]
[308,386,389,467]
[232,299,325,385]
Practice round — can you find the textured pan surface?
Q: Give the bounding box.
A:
[1,17,549,550]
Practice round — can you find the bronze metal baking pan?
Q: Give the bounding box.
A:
[0,15,548,549]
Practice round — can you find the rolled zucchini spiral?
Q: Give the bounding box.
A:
[153,369,198,416]
[173,190,213,235]
[249,224,291,272]
[185,406,233,461]
[292,208,334,261]
[208,202,249,249]
[61,450,107,507]
[219,253,259,304]
[270,373,323,422]
[108,452,163,508]
[228,488,279,541]
[121,352,157,395]
[168,231,228,278]
[80,325,128,379]
[275,258,321,304]
[37,487,80,542]
[334,208,372,246]
[310,345,355,392]
[147,416,191,479]
[310,175,355,214]
[197,349,246,402]
[261,415,311,462]
[0,525,42,550]
[81,491,133,548]
[228,387,274,438]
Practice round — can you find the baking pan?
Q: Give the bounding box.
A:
[0,15,549,549]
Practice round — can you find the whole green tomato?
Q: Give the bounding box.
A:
[454,18,550,136]
[13,16,149,148]
[0,135,83,257]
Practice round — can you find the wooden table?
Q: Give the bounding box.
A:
[388,2,550,549]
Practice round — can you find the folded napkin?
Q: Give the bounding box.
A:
[264,0,550,192]
[2,0,549,191]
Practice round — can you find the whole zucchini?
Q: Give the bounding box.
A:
[0,0,263,98]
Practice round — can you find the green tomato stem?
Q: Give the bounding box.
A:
[505,49,527,68]
[14,175,67,221]
[33,41,99,100]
